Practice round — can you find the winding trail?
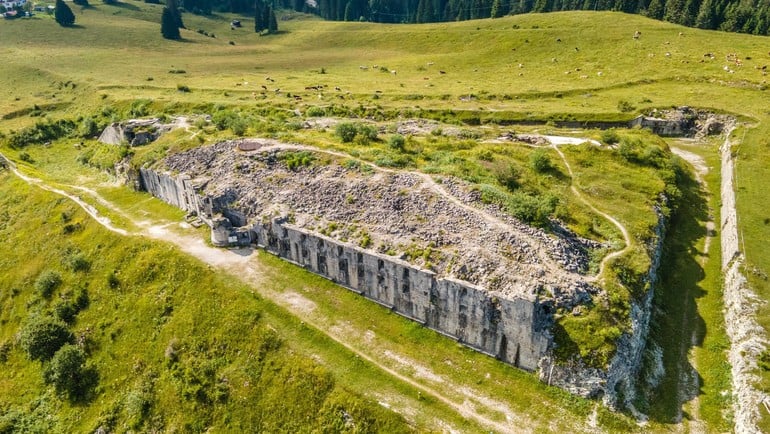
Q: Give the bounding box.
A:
[0,151,599,433]
[255,142,569,277]
[547,140,632,282]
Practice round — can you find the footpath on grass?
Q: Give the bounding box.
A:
[1,151,607,432]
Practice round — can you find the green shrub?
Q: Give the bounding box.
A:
[506,192,558,227]
[18,315,74,361]
[494,164,520,191]
[229,117,247,136]
[617,100,635,113]
[618,138,666,167]
[280,151,315,170]
[600,129,621,145]
[530,149,553,173]
[335,122,378,144]
[35,270,62,298]
[335,122,358,143]
[18,152,33,163]
[64,251,91,272]
[8,119,76,149]
[43,344,98,402]
[79,117,99,138]
[306,106,325,117]
[129,99,152,117]
[54,301,78,324]
[388,134,405,151]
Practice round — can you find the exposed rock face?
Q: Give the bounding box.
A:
[539,206,665,407]
[720,129,768,433]
[629,107,730,138]
[99,117,191,146]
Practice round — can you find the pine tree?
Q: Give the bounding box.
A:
[166,0,184,29]
[682,0,700,26]
[255,0,266,31]
[664,0,686,24]
[268,6,278,32]
[262,4,271,29]
[161,7,181,39]
[490,0,502,16]
[54,0,75,26]
[695,0,716,28]
[646,0,663,19]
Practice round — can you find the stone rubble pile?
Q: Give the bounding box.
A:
[161,139,603,310]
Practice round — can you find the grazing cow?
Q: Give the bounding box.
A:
[633,30,641,39]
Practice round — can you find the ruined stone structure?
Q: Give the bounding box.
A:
[139,166,551,371]
[136,138,666,403]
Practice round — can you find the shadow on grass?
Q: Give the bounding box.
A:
[641,164,711,423]
[106,1,141,11]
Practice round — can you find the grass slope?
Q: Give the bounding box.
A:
[2,5,769,431]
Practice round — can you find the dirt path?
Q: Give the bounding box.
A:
[669,143,712,433]
[255,142,568,277]
[2,150,593,433]
[549,143,632,283]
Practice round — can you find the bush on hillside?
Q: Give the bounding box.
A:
[54,0,75,26]
[530,149,553,173]
[43,344,98,402]
[18,316,74,361]
[34,270,62,298]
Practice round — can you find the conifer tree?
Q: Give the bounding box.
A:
[167,0,185,28]
[646,0,664,19]
[491,0,503,17]
[268,6,278,32]
[161,7,181,39]
[255,0,265,31]
[54,0,75,26]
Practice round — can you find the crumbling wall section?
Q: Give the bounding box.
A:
[139,168,213,219]
[252,219,552,371]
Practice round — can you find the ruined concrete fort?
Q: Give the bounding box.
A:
[135,131,674,403]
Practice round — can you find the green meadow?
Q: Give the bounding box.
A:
[1,4,769,432]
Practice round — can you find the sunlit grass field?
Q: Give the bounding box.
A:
[2,5,770,431]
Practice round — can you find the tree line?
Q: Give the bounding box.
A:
[180,0,770,35]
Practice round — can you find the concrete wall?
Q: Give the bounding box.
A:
[139,168,214,219]
[138,168,552,372]
[251,219,551,371]
[629,116,691,137]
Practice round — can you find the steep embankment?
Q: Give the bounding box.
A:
[720,129,769,433]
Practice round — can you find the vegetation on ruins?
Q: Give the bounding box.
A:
[0,6,767,432]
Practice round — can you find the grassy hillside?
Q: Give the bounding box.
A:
[0,173,413,432]
[1,5,770,432]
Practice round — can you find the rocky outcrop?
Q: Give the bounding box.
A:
[629,107,730,138]
[720,129,768,433]
[538,206,666,407]
[99,117,191,146]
